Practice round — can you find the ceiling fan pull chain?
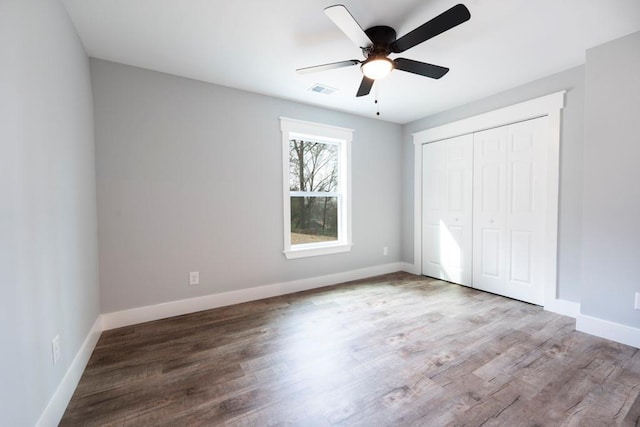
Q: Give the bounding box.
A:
[376,82,381,116]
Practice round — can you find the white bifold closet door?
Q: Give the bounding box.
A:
[421,116,548,305]
[472,117,548,305]
[421,133,473,286]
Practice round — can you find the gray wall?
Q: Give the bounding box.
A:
[401,66,585,302]
[0,0,100,425]
[581,31,640,326]
[91,59,403,313]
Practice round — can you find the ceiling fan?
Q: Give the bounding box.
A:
[297,3,471,97]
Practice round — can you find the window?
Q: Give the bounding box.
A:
[280,118,353,259]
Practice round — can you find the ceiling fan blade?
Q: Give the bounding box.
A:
[391,4,470,53]
[296,60,360,74]
[394,58,449,79]
[324,5,372,48]
[356,76,374,97]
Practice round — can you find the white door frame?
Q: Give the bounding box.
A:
[412,91,565,309]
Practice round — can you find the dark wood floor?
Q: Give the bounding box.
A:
[61,273,640,426]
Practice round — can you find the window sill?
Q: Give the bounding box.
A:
[283,242,353,259]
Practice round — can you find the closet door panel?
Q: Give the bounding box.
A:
[472,126,507,295]
[422,134,473,286]
[504,117,547,304]
[422,142,445,279]
[423,224,442,274]
[472,117,547,304]
[510,230,532,283]
[480,229,501,277]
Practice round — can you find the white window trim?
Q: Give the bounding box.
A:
[280,117,353,259]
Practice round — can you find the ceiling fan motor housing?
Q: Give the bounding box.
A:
[363,25,397,58]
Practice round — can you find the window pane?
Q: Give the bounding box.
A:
[290,196,338,244]
[289,140,338,192]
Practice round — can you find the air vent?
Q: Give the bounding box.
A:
[309,83,338,95]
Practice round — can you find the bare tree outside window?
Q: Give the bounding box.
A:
[289,139,339,245]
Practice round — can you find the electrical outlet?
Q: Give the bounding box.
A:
[635,292,640,310]
[189,271,199,286]
[52,335,60,365]
[383,246,389,256]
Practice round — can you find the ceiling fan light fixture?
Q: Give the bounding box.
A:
[361,57,393,80]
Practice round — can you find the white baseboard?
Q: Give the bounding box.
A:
[398,262,419,275]
[577,314,640,349]
[36,315,103,427]
[544,298,580,318]
[102,262,407,330]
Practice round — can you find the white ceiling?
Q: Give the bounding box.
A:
[62,0,640,124]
